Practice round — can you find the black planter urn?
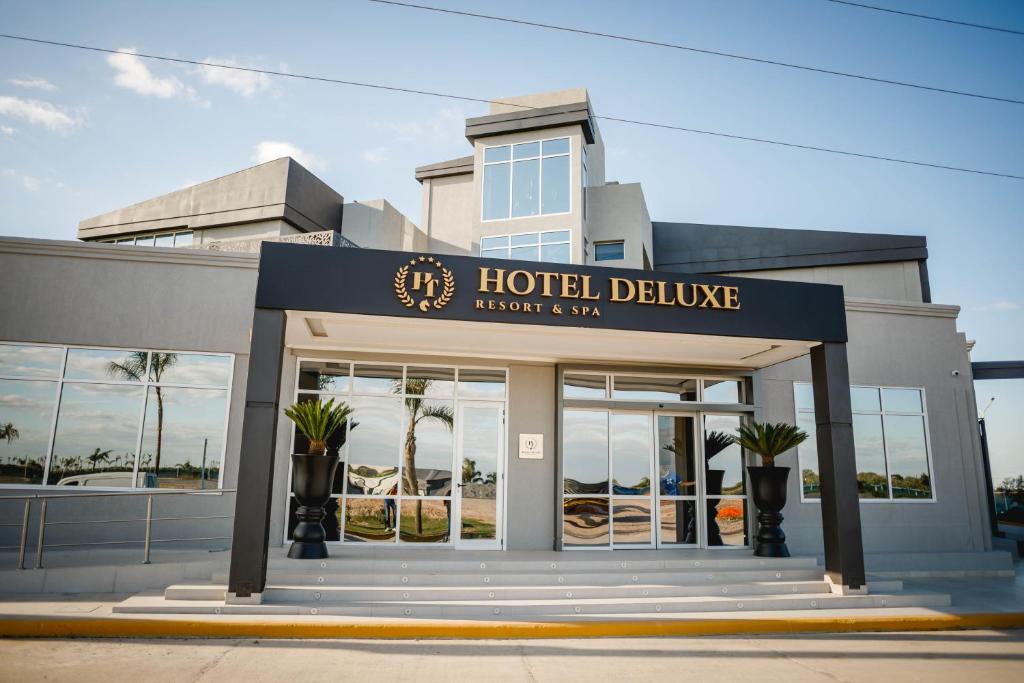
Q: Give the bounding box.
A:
[748,465,791,558]
[288,453,340,560]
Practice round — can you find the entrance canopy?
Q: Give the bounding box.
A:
[227,244,865,601]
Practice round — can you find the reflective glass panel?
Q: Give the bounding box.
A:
[154,234,175,248]
[149,352,231,387]
[510,245,539,261]
[0,344,64,378]
[611,413,652,495]
[483,145,510,163]
[563,373,606,399]
[458,405,501,541]
[703,414,744,495]
[883,388,923,414]
[513,141,540,159]
[885,414,932,499]
[481,248,509,260]
[402,398,454,496]
[511,158,540,218]
[851,386,881,412]
[613,498,651,545]
[400,498,451,543]
[482,163,511,220]
[510,233,538,247]
[703,379,743,404]
[174,232,193,247]
[613,376,697,402]
[563,410,608,494]
[457,369,506,399]
[563,497,609,546]
[794,382,815,411]
[140,387,227,489]
[540,230,570,244]
[50,383,144,487]
[657,415,697,496]
[853,413,889,498]
[298,361,350,393]
[713,498,748,547]
[796,412,820,498]
[659,499,698,545]
[594,242,624,261]
[65,348,147,382]
[405,367,455,397]
[542,137,570,155]
[540,243,570,263]
[135,236,155,246]
[541,155,570,214]
[0,379,57,485]
[480,235,509,250]
[352,364,402,395]
[343,498,397,542]
[346,396,401,494]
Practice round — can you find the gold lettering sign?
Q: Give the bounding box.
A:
[395,256,455,312]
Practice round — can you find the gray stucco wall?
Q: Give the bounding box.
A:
[723,262,924,302]
[0,237,258,552]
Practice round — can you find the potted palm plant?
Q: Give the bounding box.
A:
[733,421,809,557]
[284,397,354,559]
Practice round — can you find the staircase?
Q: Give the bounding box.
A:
[114,548,951,619]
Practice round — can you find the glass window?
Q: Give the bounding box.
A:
[0,344,64,378]
[480,235,509,250]
[298,361,350,393]
[714,498,748,547]
[0,379,58,485]
[885,414,931,499]
[481,248,509,260]
[401,398,454,496]
[657,415,697,496]
[481,230,571,263]
[540,243,570,263]
[154,234,175,248]
[703,379,743,404]
[563,373,606,399]
[659,499,697,545]
[405,367,455,398]
[611,413,652,495]
[343,498,397,543]
[149,352,231,387]
[563,497,609,547]
[483,145,510,163]
[482,163,511,221]
[457,369,506,399]
[704,414,744,495]
[794,383,815,411]
[613,376,697,402]
[510,233,536,247]
[173,231,193,247]
[345,396,401,495]
[140,387,227,489]
[513,141,540,159]
[594,241,625,262]
[563,410,608,494]
[851,386,881,412]
[65,348,148,382]
[511,158,540,217]
[883,388,923,413]
[541,230,570,244]
[853,413,889,498]
[796,412,819,498]
[543,138,570,155]
[510,245,539,261]
[541,155,570,214]
[352,364,402,395]
[399,498,451,543]
[613,498,651,545]
[50,383,144,487]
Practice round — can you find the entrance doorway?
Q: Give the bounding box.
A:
[453,401,505,548]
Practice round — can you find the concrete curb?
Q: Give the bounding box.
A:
[2,612,1024,639]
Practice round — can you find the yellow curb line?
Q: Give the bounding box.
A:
[1,612,1024,639]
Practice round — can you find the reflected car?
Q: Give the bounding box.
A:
[56,471,159,487]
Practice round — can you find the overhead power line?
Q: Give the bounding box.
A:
[366,0,1024,107]
[0,33,1021,182]
[823,0,1024,37]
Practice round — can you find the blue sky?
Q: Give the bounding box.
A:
[1,0,1021,480]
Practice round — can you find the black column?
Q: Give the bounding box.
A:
[810,342,866,590]
[228,307,286,598]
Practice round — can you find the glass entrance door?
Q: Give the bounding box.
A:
[655,413,701,547]
[453,401,504,548]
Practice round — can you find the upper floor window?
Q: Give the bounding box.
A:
[795,383,933,502]
[482,137,570,221]
[594,241,625,262]
[480,230,571,263]
[102,230,193,247]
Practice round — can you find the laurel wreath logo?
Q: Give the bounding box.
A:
[394,256,455,312]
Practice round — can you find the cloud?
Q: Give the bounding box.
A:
[9,77,57,92]
[0,96,82,133]
[196,58,273,97]
[361,147,388,164]
[0,125,13,136]
[251,140,322,170]
[1,168,60,192]
[979,301,1020,312]
[107,49,199,101]
[21,175,41,191]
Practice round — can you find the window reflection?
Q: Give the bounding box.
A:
[703,414,744,495]
[613,376,697,402]
[853,413,889,498]
[346,396,401,495]
[400,498,451,542]
[0,379,57,485]
[65,348,147,382]
[796,412,820,498]
[885,415,931,499]
[563,373,606,399]
[703,379,743,404]
[611,413,651,495]
[150,353,231,387]
[344,498,397,543]
[715,498,748,547]
[613,498,651,545]
[401,398,454,496]
[563,410,608,494]
[298,361,350,393]
[658,415,696,496]
[659,499,698,546]
[457,369,506,399]
[563,497,609,547]
[0,344,63,378]
[140,387,227,489]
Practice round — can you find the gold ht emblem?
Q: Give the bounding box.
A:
[395,256,455,312]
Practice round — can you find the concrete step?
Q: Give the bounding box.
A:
[211,567,827,587]
[168,579,906,603]
[113,588,949,617]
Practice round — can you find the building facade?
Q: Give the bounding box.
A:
[0,89,995,599]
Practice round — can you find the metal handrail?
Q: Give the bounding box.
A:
[0,488,236,570]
